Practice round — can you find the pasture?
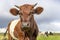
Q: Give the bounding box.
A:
[0,33,60,40]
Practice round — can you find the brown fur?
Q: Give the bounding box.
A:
[7,4,43,40]
[8,18,38,40]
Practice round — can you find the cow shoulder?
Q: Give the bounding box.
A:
[9,19,20,39]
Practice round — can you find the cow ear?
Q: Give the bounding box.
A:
[10,8,19,16]
[35,7,43,14]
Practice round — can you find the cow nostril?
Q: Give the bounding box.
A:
[27,23,29,26]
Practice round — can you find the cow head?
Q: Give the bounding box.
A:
[10,3,43,27]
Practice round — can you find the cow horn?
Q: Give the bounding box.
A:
[15,5,19,8]
[34,3,37,7]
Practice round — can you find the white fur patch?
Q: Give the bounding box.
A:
[10,19,20,40]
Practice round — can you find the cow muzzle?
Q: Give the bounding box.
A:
[21,22,31,31]
[22,22,30,27]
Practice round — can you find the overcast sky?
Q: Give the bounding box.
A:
[0,0,60,32]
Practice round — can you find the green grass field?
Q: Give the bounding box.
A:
[37,35,60,40]
[0,33,60,40]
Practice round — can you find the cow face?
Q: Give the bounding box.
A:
[10,3,43,27]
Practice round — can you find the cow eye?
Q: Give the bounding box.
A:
[30,10,34,14]
[19,13,23,15]
[28,12,33,16]
[30,11,34,15]
[19,11,23,15]
[20,13,23,15]
[28,13,31,16]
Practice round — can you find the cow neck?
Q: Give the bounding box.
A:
[20,18,22,27]
[30,16,34,28]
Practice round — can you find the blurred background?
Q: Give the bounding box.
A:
[0,0,60,33]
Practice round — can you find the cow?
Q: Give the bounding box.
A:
[4,3,43,40]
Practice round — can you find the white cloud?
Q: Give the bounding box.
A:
[0,0,60,32]
[0,28,7,33]
[38,21,60,32]
[50,22,60,27]
[0,1,6,12]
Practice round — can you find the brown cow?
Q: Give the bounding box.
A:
[4,3,43,40]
